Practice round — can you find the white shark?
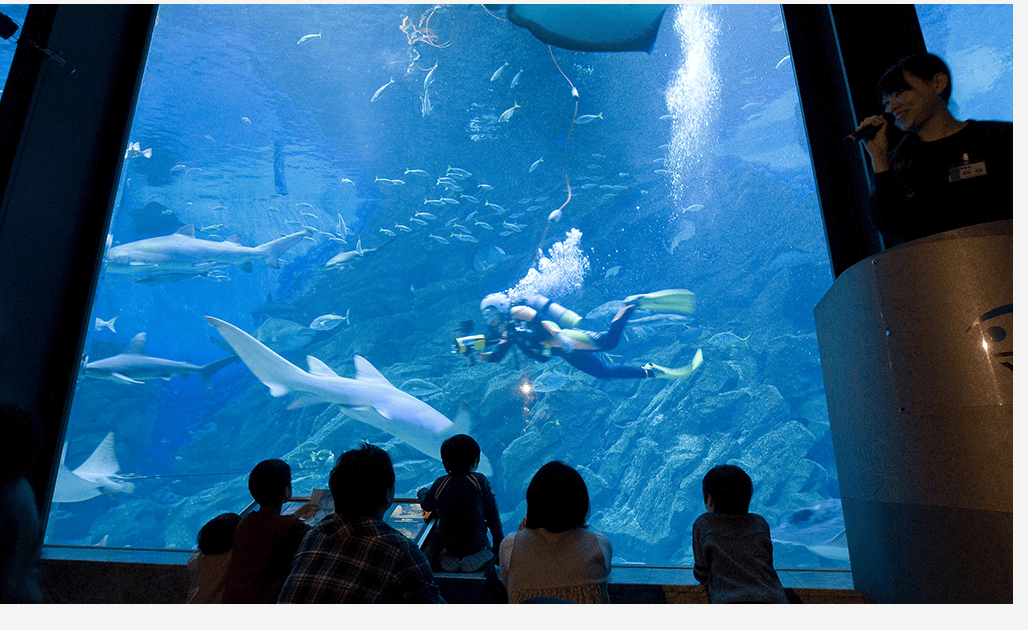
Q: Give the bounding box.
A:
[83,332,237,385]
[205,316,493,475]
[52,432,136,503]
[105,225,310,284]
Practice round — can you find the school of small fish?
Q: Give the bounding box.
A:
[145,28,731,321]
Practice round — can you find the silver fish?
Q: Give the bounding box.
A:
[94,317,117,333]
[309,312,350,331]
[371,78,394,103]
[297,33,322,45]
[510,68,523,89]
[428,234,449,244]
[424,62,438,91]
[705,331,751,348]
[498,102,520,123]
[574,113,603,124]
[530,158,544,172]
[490,61,508,82]
[421,89,431,117]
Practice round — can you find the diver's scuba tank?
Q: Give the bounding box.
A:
[526,294,582,329]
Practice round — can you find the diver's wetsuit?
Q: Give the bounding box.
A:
[480,299,648,379]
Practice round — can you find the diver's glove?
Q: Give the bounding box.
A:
[644,349,703,379]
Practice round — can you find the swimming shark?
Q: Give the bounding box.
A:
[52,432,136,503]
[83,332,237,385]
[105,224,310,284]
[205,316,493,474]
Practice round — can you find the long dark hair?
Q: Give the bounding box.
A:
[524,461,589,533]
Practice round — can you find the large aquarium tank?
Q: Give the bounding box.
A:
[44,4,1013,570]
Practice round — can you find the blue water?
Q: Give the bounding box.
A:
[0,5,28,89]
[41,4,1011,568]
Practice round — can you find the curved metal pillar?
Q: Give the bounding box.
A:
[814,220,1012,603]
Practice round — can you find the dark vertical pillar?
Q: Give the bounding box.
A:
[0,5,156,521]
[792,4,1013,603]
[783,4,925,278]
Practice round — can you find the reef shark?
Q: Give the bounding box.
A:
[83,332,237,385]
[205,316,493,474]
[105,224,310,284]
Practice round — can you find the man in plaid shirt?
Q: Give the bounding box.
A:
[278,443,445,603]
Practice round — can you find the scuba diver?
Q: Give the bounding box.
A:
[455,290,703,380]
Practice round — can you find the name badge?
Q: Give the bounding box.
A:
[948,161,987,183]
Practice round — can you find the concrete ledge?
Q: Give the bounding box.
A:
[40,557,867,604]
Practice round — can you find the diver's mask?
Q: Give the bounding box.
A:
[480,292,511,328]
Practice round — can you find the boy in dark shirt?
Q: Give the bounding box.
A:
[221,459,311,603]
[419,434,503,572]
[691,464,789,603]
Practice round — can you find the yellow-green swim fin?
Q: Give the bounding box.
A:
[623,289,696,315]
[644,348,703,380]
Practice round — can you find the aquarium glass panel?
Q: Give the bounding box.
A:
[915,4,1013,122]
[46,5,847,569]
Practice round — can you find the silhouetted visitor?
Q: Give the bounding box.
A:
[418,434,503,572]
[0,405,44,604]
[221,459,310,603]
[499,461,612,604]
[691,464,788,603]
[186,512,242,603]
[278,443,445,603]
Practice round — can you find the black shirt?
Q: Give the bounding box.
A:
[871,119,1013,245]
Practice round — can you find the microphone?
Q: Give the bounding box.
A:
[844,113,895,144]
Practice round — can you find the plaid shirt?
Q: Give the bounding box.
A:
[277,514,445,603]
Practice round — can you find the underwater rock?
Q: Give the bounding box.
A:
[164,477,250,549]
[762,333,823,400]
[593,434,709,556]
[89,499,167,548]
[499,429,562,496]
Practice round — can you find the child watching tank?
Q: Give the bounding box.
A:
[691,464,789,603]
[186,512,241,603]
[418,434,503,572]
[221,459,313,603]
